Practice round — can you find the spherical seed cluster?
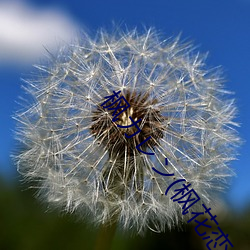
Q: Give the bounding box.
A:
[14,28,240,233]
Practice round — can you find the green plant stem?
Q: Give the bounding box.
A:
[94,220,117,250]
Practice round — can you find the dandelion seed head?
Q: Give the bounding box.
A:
[14,27,240,233]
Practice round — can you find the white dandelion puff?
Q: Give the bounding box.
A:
[14,27,240,233]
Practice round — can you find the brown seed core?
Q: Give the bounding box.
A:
[90,90,165,160]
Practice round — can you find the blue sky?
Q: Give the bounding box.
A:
[1,0,249,211]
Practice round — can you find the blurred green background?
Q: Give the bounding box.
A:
[1,174,249,250]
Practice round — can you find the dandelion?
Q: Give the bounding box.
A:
[14,27,240,236]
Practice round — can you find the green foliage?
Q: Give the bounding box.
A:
[0,177,249,250]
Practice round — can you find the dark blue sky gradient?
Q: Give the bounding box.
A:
[1,0,249,210]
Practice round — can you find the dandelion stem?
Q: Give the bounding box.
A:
[94,220,118,250]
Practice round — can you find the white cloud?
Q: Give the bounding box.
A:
[0,1,78,65]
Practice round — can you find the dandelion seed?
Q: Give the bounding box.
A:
[14,27,240,234]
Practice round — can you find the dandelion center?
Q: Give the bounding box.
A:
[90,90,164,159]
